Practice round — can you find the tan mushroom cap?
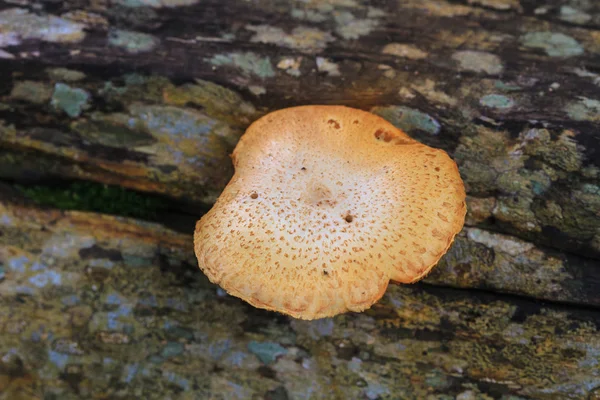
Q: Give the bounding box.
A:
[194,105,466,320]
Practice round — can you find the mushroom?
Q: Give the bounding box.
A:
[194,105,466,320]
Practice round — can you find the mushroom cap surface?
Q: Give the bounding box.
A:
[194,105,466,320]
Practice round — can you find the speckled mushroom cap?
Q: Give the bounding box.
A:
[194,105,466,320]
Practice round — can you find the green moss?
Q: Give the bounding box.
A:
[14,181,168,219]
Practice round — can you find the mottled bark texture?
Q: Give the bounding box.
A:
[0,0,599,398]
[1,199,600,400]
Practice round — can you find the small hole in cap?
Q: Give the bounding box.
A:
[345,214,354,223]
[250,193,258,199]
[374,129,396,142]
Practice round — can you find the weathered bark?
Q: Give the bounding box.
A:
[0,0,598,260]
[1,200,600,400]
[1,0,600,397]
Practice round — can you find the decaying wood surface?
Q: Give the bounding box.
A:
[0,0,599,398]
[1,198,600,400]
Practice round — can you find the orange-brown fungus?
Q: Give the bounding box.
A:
[194,105,466,320]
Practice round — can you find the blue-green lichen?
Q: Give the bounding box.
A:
[50,83,90,118]
[0,8,86,45]
[209,52,275,79]
[494,81,521,92]
[559,6,591,25]
[371,106,441,135]
[160,342,185,359]
[565,97,600,122]
[108,29,159,54]
[520,32,584,58]
[480,94,515,109]
[247,341,287,365]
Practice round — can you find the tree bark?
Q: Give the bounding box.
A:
[1,199,600,400]
[1,0,600,398]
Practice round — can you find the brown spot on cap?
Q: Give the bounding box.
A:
[194,105,466,320]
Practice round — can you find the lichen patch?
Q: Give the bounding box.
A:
[452,51,504,75]
[0,8,86,46]
[114,0,199,8]
[108,29,159,53]
[51,83,90,118]
[316,57,340,77]
[520,32,584,58]
[382,43,428,60]
[333,11,378,40]
[277,57,303,77]
[209,52,275,79]
[247,25,334,53]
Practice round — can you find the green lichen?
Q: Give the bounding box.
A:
[161,79,258,130]
[2,74,255,207]
[559,6,591,25]
[480,94,515,109]
[565,97,600,122]
[115,0,199,7]
[10,81,53,104]
[247,25,334,53]
[452,51,503,74]
[520,31,584,58]
[290,8,328,22]
[71,113,156,148]
[209,52,275,78]
[494,81,521,91]
[127,103,234,155]
[454,125,596,254]
[98,74,161,103]
[14,181,168,219]
[50,83,90,118]
[0,8,86,45]
[371,105,441,135]
[333,11,378,40]
[1,198,600,399]
[46,68,86,82]
[108,29,159,53]
[247,341,287,365]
